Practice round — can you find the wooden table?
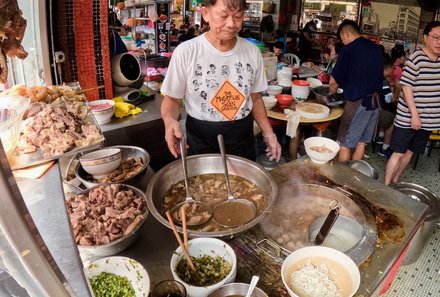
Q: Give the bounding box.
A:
[266,103,344,159]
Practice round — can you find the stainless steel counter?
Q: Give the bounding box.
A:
[15,163,92,297]
[15,156,428,296]
[114,157,428,296]
[100,93,164,135]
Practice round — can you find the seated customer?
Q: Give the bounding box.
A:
[272,41,288,64]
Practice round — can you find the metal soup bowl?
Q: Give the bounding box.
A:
[146,154,278,238]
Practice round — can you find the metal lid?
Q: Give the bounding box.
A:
[393,182,440,221]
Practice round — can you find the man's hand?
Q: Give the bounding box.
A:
[164,119,184,158]
[263,133,281,161]
[411,113,422,130]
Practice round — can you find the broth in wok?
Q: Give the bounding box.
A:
[162,173,265,231]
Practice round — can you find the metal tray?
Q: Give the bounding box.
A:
[8,108,105,170]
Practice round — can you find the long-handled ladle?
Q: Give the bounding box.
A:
[170,137,212,226]
[212,134,257,227]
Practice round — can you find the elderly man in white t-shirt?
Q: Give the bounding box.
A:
[160,0,280,161]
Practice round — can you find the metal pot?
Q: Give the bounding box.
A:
[392,182,440,265]
[312,85,344,106]
[145,154,278,238]
[260,184,377,265]
[72,145,150,191]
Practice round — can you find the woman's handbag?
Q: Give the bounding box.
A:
[262,1,275,13]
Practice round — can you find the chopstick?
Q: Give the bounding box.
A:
[75,85,105,94]
[181,206,188,250]
[165,211,196,272]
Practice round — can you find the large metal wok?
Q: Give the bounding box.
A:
[260,184,377,265]
[146,154,278,237]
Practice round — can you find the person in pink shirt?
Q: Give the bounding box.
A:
[391,45,406,81]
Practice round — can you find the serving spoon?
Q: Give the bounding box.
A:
[212,134,257,227]
[245,275,260,297]
[170,137,212,226]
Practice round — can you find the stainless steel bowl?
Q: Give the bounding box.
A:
[312,85,344,106]
[146,154,278,238]
[348,160,379,180]
[68,183,149,257]
[74,145,150,190]
[208,283,268,297]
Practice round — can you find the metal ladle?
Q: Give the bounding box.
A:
[212,134,257,227]
[170,138,212,226]
[314,200,341,245]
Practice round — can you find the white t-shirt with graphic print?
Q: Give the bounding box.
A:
[161,34,268,121]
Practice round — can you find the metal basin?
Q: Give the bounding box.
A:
[73,145,150,191]
[67,183,149,257]
[146,154,278,238]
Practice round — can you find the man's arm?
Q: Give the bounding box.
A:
[329,75,339,94]
[401,85,421,130]
[251,92,281,161]
[161,95,184,157]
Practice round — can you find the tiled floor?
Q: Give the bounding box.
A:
[364,145,440,296]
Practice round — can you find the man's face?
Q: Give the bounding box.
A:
[339,30,349,45]
[202,0,244,41]
[424,26,440,55]
[273,47,282,56]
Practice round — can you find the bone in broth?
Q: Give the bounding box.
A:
[162,173,264,231]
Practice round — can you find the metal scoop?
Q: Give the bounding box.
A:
[314,200,341,245]
[170,137,212,226]
[212,134,257,227]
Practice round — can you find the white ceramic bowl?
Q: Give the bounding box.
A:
[86,256,150,297]
[262,96,277,109]
[306,77,323,89]
[267,85,283,96]
[304,136,339,164]
[170,238,237,297]
[89,99,115,125]
[281,246,360,297]
[79,148,122,179]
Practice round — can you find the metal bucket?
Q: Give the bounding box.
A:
[392,182,440,265]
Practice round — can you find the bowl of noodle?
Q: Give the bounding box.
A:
[281,246,360,297]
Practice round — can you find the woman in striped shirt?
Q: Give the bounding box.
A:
[385,21,440,185]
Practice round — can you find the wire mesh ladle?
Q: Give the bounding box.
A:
[212,134,257,227]
[170,137,212,226]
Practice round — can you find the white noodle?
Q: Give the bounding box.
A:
[290,262,342,297]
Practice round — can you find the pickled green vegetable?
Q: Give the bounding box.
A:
[90,272,135,297]
[176,255,232,287]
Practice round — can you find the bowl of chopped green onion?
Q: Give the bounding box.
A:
[86,256,150,297]
[170,238,237,297]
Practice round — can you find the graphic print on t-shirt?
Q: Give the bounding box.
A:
[210,80,245,120]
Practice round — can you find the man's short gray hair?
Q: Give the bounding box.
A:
[205,0,246,12]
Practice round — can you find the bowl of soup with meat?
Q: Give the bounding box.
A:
[146,154,278,238]
[304,137,339,164]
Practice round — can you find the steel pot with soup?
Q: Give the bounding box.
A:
[146,154,278,237]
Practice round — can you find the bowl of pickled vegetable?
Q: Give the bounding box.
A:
[86,256,150,297]
[170,238,237,297]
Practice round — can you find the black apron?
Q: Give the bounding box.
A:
[186,114,256,161]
